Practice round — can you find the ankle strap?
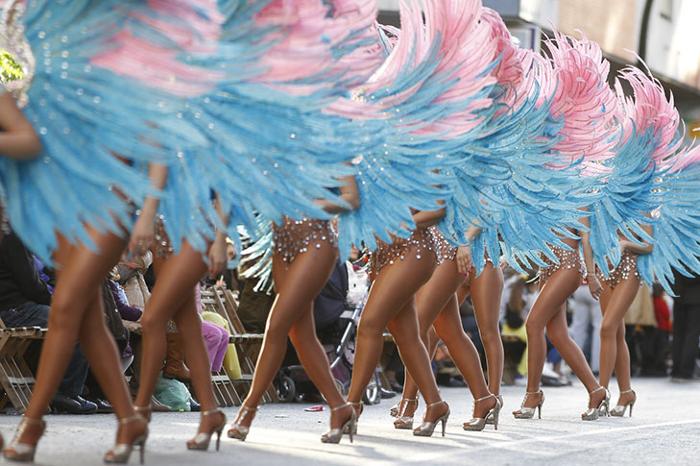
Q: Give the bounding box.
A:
[425,400,446,408]
[134,405,151,412]
[119,415,146,426]
[589,386,605,395]
[330,403,352,412]
[525,390,542,396]
[619,389,635,395]
[19,416,45,427]
[473,394,495,403]
[201,408,224,416]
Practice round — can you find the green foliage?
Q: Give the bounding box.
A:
[0,49,24,84]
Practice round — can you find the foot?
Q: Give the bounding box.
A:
[197,409,227,437]
[472,395,498,419]
[521,391,543,410]
[8,417,44,450]
[330,404,355,431]
[588,387,608,409]
[227,404,257,441]
[115,415,148,446]
[423,400,449,423]
[615,389,636,407]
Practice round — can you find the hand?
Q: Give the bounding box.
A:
[586,273,602,301]
[208,234,227,279]
[129,216,155,257]
[456,246,472,275]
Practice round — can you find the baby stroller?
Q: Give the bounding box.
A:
[274,259,382,405]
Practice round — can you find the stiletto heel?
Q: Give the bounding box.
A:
[227,405,257,442]
[582,386,610,421]
[321,403,357,444]
[3,416,46,463]
[103,415,149,464]
[413,401,450,437]
[486,395,503,425]
[513,391,544,419]
[464,394,501,432]
[610,389,636,417]
[187,409,227,451]
[393,398,418,430]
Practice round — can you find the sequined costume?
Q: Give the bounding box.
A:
[153,218,175,258]
[370,228,436,276]
[272,218,337,265]
[429,226,457,265]
[598,249,639,289]
[538,245,585,285]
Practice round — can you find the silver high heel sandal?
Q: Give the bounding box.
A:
[486,395,503,425]
[581,386,610,421]
[321,403,357,444]
[394,398,419,430]
[413,401,450,437]
[227,405,257,442]
[464,395,501,431]
[187,409,227,451]
[3,416,46,463]
[610,389,636,417]
[513,391,544,419]
[103,415,149,464]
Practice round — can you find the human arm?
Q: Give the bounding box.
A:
[579,214,602,300]
[129,163,167,255]
[0,92,42,159]
[315,176,360,214]
[412,206,446,229]
[620,222,654,255]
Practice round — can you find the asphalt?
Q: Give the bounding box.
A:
[0,377,698,465]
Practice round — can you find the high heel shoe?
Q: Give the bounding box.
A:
[485,395,503,425]
[393,398,418,430]
[321,403,357,444]
[464,394,501,431]
[3,416,46,463]
[187,409,227,451]
[610,389,636,417]
[581,386,610,421]
[104,415,149,464]
[343,402,363,435]
[512,390,544,419]
[227,404,257,442]
[413,401,450,437]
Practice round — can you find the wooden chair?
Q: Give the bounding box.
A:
[0,319,48,413]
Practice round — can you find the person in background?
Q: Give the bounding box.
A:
[671,271,700,382]
[649,284,671,377]
[0,231,95,414]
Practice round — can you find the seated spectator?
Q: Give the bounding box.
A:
[0,231,95,414]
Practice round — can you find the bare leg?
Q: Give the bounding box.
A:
[10,228,136,449]
[598,277,639,390]
[233,239,338,430]
[288,307,350,428]
[471,263,504,395]
[348,249,443,419]
[135,242,210,410]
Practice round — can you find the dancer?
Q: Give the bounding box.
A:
[227,177,361,444]
[0,2,216,462]
[392,226,502,432]
[510,32,620,422]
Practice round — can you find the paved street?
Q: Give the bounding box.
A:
[1,377,698,465]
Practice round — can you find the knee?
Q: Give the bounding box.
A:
[265,317,291,342]
[140,311,168,334]
[600,320,618,339]
[479,324,500,343]
[357,315,384,340]
[525,318,544,336]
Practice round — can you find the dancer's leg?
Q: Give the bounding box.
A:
[598,278,639,389]
[135,242,208,410]
[289,307,351,428]
[20,228,127,442]
[237,241,336,425]
[521,268,580,408]
[471,263,504,395]
[348,251,437,406]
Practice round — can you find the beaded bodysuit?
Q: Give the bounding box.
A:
[370,227,437,276]
[597,249,639,289]
[429,226,458,265]
[538,245,585,285]
[272,218,337,265]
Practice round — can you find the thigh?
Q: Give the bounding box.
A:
[528,268,581,328]
[415,260,463,330]
[602,277,640,327]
